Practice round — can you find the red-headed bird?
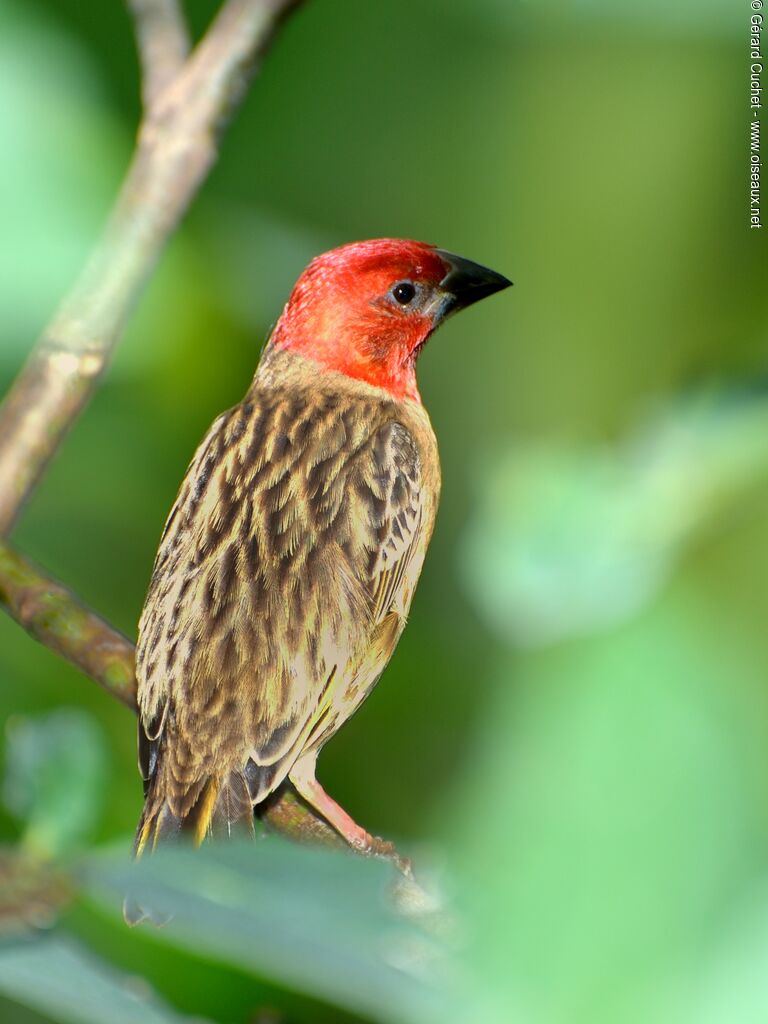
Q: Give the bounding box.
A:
[133,238,511,857]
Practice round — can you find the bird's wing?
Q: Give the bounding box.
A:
[299,418,433,756]
[358,420,426,624]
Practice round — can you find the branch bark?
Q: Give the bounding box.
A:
[0,544,136,710]
[127,0,190,109]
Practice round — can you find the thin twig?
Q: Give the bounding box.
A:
[0,544,136,709]
[0,0,303,535]
[127,0,190,109]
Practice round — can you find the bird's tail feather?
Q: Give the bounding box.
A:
[133,795,181,857]
[135,769,256,856]
[209,770,256,839]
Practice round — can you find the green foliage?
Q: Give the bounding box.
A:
[0,709,446,1024]
[0,699,445,1023]
[3,710,107,860]
[84,842,446,1024]
[0,936,209,1024]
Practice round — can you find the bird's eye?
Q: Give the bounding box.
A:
[391,281,416,305]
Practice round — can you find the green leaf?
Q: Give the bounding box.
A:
[0,934,209,1024]
[3,710,108,859]
[83,839,448,1024]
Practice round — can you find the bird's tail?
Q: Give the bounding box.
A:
[135,768,256,855]
[124,769,255,925]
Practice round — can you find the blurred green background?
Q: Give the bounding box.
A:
[1,0,767,1022]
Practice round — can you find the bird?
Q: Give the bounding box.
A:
[132,238,511,860]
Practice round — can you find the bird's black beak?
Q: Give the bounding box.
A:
[434,249,512,322]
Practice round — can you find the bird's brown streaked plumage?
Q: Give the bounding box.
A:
[135,346,438,850]
[132,238,511,859]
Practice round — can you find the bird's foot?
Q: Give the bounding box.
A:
[288,762,413,878]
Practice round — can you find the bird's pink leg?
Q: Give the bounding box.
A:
[289,756,412,876]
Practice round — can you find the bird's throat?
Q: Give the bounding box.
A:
[270,320,422,403]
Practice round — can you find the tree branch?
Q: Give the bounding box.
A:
[127,0,190,110]
[0,0,303,535]
[0,544,136,710]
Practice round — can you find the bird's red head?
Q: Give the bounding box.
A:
[269,238,511,403]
